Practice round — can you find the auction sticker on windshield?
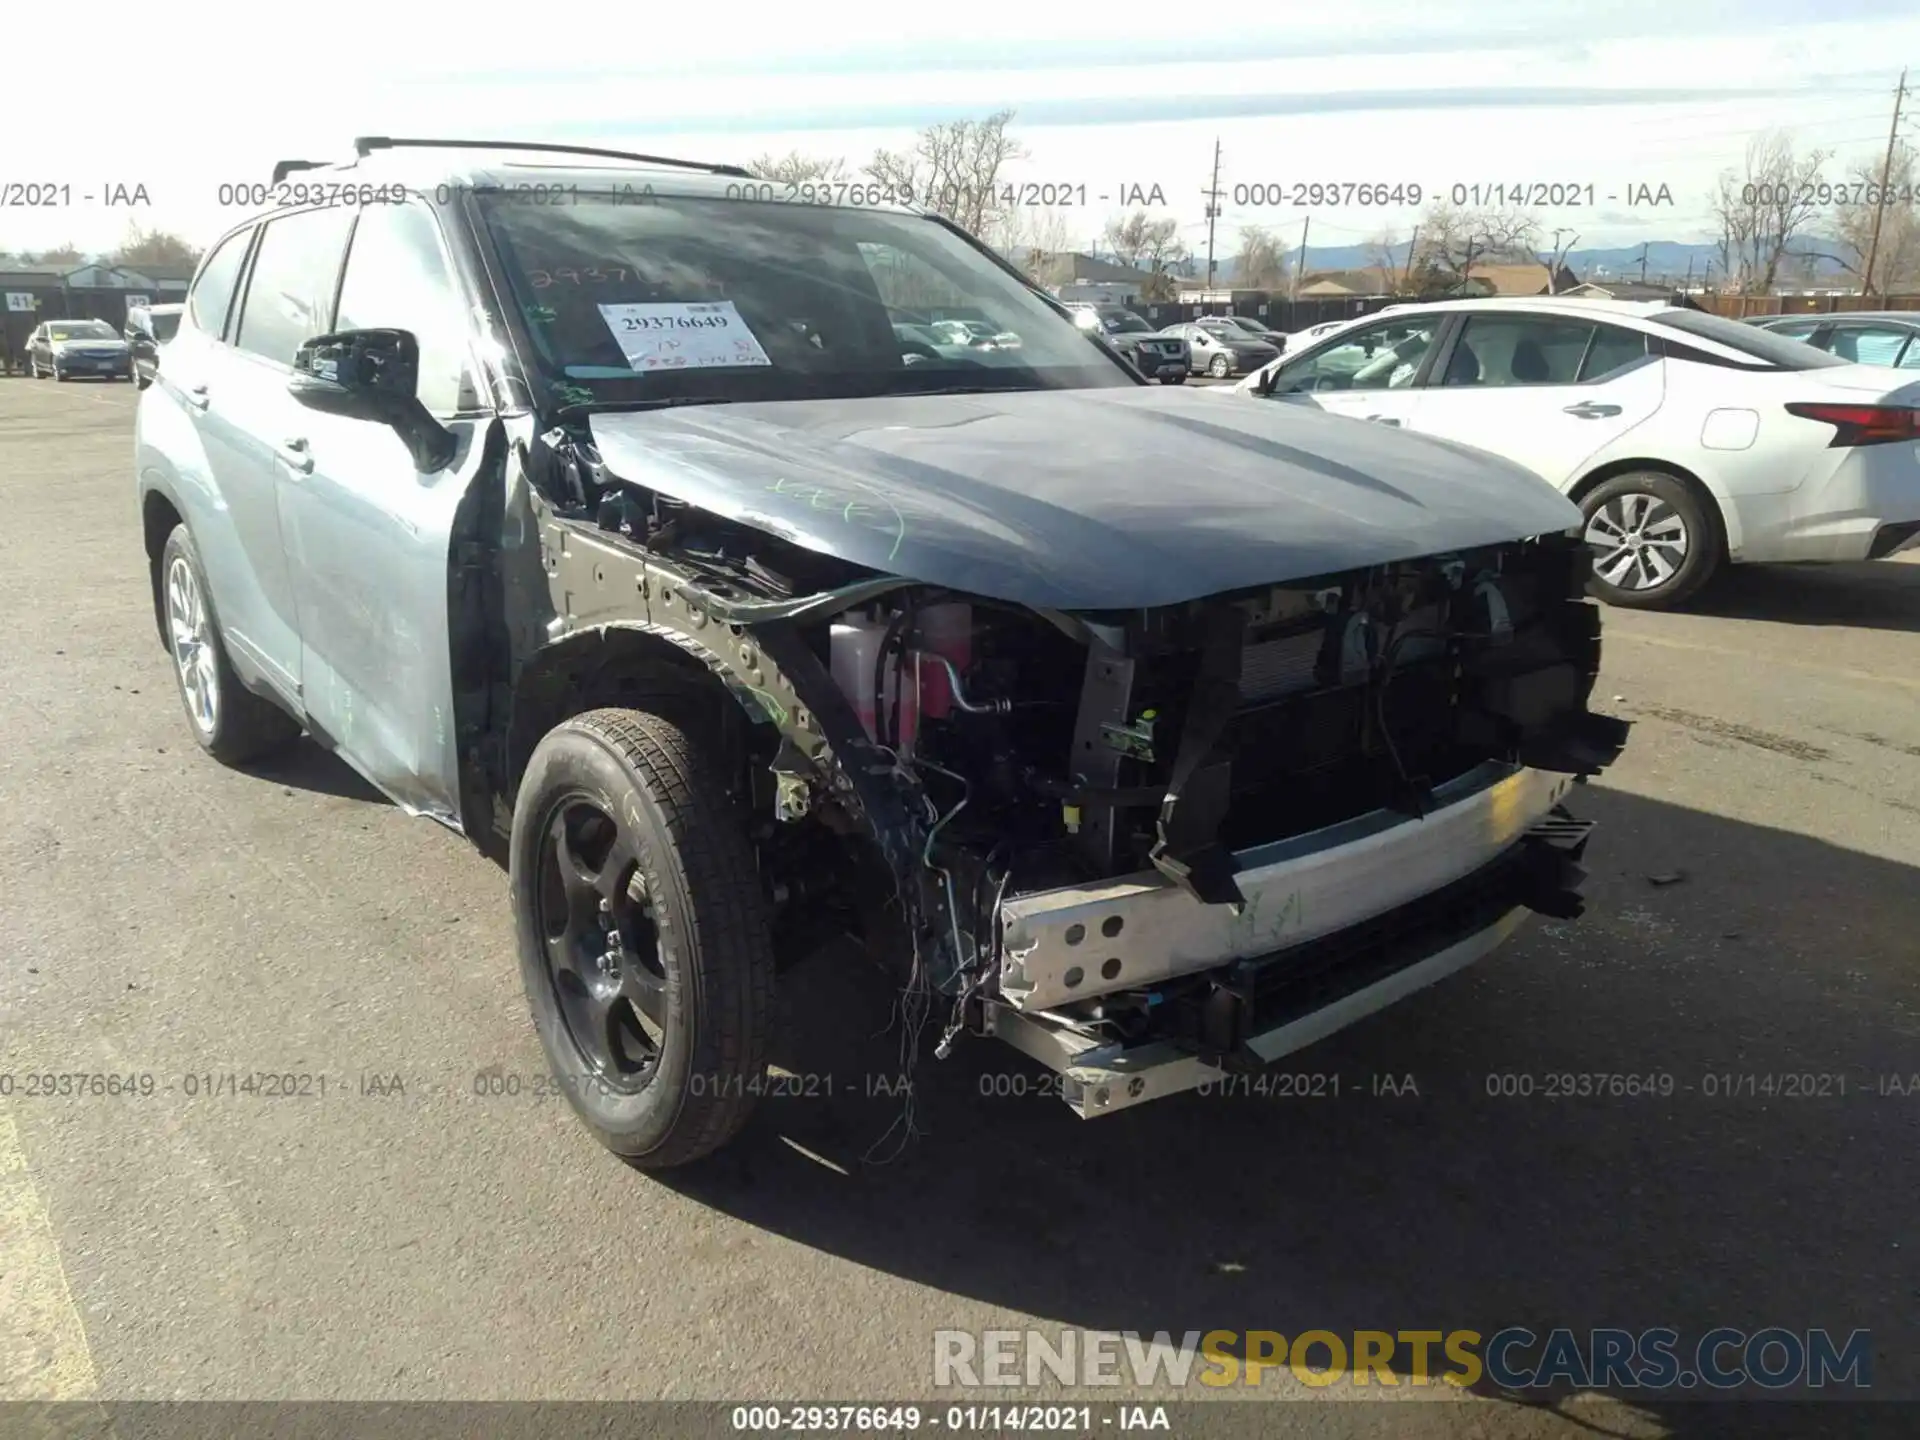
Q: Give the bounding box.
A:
[597,300,772,370]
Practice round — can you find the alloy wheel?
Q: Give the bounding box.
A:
[1585,492,1690,592]
[164,555,219,736]
[535,798,670,1093]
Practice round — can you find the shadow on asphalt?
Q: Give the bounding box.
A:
[659,784,1918,1433]
[245,737,390,805]
[1685,559,1920,633]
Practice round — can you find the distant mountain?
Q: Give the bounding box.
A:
[1192,238,1855,288]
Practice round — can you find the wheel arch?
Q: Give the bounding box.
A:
[1568,456,1739,558]
[504,623,769,810]
[140,484,187,647]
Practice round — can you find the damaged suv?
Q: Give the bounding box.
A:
[136,138,1628,1167]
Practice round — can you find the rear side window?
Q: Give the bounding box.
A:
[1648,309,1847,369]
[1579,323,1650,381]
[188,229,252,339]
[233,207,355,366]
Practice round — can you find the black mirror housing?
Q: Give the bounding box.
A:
[289,328,457,472]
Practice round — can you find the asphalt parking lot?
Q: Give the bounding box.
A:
[2,377,1917,1436]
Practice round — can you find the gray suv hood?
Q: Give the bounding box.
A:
[587,386,1581,610]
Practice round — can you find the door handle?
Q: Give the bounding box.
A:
[184,383,210,411]
[1366,414,1403,426]
[276,436,315,475]
[1563,402,1622,418]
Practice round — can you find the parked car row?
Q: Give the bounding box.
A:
[1221,296,1920,608]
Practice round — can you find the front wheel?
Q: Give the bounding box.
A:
[1579,472,1722,610]
[1161,372,1187,385]
[510,708,776,1169]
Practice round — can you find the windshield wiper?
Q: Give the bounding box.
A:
[556,396,735,420]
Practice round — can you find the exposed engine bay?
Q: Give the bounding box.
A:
[518,424,1629,1111]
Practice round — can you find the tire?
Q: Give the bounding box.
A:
[1578,471,1723,610]
[158,523,302,763]
[510,708,776,1169]
[1161,373,1187,385]
[54,364,69,381]
[1208,354,1231,378]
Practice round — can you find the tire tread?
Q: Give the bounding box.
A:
[551,707,775,1167]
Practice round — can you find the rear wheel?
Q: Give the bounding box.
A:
[1579,471,1722,610]
[510,708,775,1169]
[159,524,302,763]
[1208,354,1231,378]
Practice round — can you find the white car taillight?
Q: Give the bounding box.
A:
[1784,402,1920,448]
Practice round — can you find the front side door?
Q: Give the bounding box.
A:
[275,200,492,825]
[1407,313,1666,489]
[198,205,357,704]
[1259,313,1444,428]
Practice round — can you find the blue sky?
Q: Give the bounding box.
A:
[6,0,1917,256]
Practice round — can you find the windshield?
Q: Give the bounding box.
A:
[1648,309,1848,369]
[49,321,118,341]
[476,194,1132,406]
[1100,310,1153,334]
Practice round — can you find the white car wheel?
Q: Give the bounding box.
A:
[1578,473,1721,610]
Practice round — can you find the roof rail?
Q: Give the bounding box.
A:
[351,136,754,179]
[270,159,329,184]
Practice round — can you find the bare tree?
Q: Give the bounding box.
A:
[1362,229,1402,293]
[995,206,1082,283]
[1236,225,1291,291]
[113,224,200,270]
[1816,142,1920,297]
[1542,228,1580,292]
[745,151,850,184]
[35,243,83,265]
[1710,131,1830,293]
[866,110,1027,237]
[1103,211,1188,272]
[1412,201,1542,286]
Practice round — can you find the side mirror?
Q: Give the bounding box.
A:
[1256,363,1284,396]
[289,328,457,472]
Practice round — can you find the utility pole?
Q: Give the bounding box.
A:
[1862,67,1909,300]
[1401,225,1420,293]
[1684,255,1694,292]
[1639,243,1649,284]
[1201,138,1224,293]
[1291,216,1311,301]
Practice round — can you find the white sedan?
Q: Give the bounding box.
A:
[1233,297,1920,608]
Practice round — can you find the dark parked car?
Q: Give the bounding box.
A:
[126,302,184,388]
[26,318,133,380]
[137,137,1624,1169]
[1064,302,1190,382]
[1745,311,1920,369]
